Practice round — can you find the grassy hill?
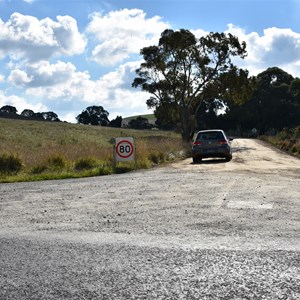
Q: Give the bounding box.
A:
[0,118,187,182]
[122,114,156,126]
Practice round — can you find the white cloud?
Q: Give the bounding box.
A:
[8,69,32,86]
[0,90,47,113]
[2,7,300,124]
[191,28,209,39]
[86,9,170,66]
[226,24,300,76]
[60,111,78,123]
[0,13,86,62]
[8,60,81,88]
[6,59,151,122]
[83,61,151,114]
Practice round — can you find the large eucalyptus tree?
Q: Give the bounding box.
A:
[132,29,247,141]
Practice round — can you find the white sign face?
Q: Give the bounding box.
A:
[115,137,135,162]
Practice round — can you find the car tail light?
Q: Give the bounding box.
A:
[193,141,203,145]
[218,140,228,145]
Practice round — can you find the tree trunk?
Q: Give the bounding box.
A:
[181,106,191,142]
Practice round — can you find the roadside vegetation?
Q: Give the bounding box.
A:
[261,127,300,158]
[1,28,299,183]
[0,118,189,183]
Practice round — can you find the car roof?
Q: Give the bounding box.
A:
[196,129,224,133]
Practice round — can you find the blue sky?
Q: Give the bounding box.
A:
[0,0,300,122]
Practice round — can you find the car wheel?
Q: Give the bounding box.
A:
[193,157,202,163]
[225,155,232,162]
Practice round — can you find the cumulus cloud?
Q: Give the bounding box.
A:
[191,28,209,39]
[86,9,170,66]
[2,7,300,123]
[96,61,151,113]
[226,24,300,76]
[8,60,80,88]
[6,59,151,121]
[0,90,47,113]
[0,13,86,62]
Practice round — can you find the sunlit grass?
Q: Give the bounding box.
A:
[0,118,189,182]
[261,126,300,158]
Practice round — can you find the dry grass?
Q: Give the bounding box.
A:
[260,126,300,157]
[0,118,188,182]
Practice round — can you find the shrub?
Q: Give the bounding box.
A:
[97,165,113,175]
[31,165,47,174]
[148,151,166,164]
[278,140,290,151]
[291,144,300,155]
[136,158,152,169]
[261,128,300,158]
[47,154,66,170]
[75,157,97,171]
[0,154,23,174]
[277,128,290,140]
[292,126,300,139]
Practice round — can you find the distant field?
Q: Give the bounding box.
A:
[122,114,156,126]
[0,118,187,182]
[123,114,156,121]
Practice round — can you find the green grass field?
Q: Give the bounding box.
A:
[122,114,156,121]
[0,118,188,182]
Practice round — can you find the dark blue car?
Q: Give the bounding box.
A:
[192,129,233,163]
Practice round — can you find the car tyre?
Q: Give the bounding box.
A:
[225,155,232,162]
[193,157,202,164]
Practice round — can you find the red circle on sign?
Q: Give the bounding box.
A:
[116,140,134,158]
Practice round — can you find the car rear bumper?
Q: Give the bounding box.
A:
[192,146,231,159]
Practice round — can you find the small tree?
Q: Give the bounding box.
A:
[21,109,35,118]
[33,112,45,120]
[128,116,152,129]
[76,106,109,126]
[109,116,122,127]
[0,105,17,114]
[42,112,60,122]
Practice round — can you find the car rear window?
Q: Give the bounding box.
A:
[196,131,224,140]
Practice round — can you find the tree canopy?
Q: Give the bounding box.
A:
[109,116,122,128]
[0,105,17,114]
[40,111,60,122]
[128,116,153,129]
[0,106,60,122]
[21,109,35,118]
[238,67,300,134]
[198,67,300,135]
[133,29,248,141]
[76,105,109,126]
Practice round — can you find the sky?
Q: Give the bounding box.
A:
[0,0,300,122]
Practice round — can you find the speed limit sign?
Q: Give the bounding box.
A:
[115,137,135,162]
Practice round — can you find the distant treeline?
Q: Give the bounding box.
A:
[0,106,61,122]
[0,105,155,130]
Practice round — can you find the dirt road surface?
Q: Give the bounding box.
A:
[1,139,300,299]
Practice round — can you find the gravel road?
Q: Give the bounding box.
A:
[0,138,300,299]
